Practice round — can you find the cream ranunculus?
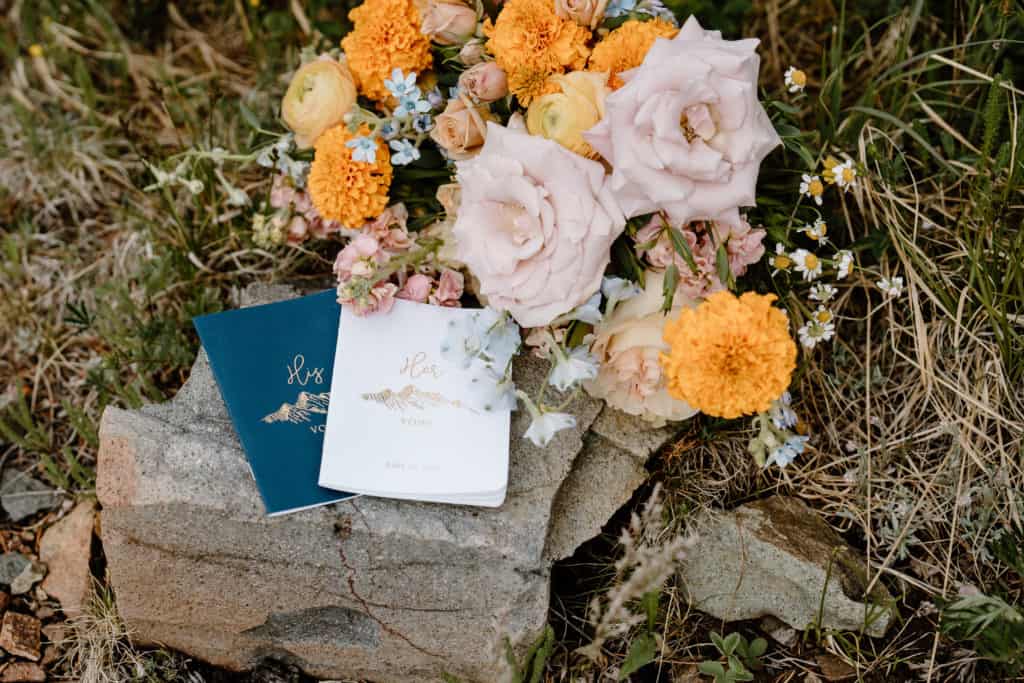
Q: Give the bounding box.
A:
[584,270,697,425]
[281,56,358,149]
[430,96,494,160]
[526,71,609,158]
[453,118,625,328]
[584,15,782,226]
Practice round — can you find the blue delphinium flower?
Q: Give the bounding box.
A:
[389,139,421,166]
[427,86,444,110]
[766,435,809,468]
[394,94,431,119]
[345,135,378,163]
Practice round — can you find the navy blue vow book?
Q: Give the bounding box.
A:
[193,290,355,516]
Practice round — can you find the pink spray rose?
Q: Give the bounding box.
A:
[458,62,509,103]
[333,234,387,281]
[634,214,765,300]
[430,268,464,306]
[453,119,625,328]
[585,15,781,226]
[364,203,413,252]
[397,273,434,303]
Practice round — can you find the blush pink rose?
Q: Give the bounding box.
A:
[364,203,413,252]
[453,119,625,328]
[585,15,781,226]
[398,273,433,302]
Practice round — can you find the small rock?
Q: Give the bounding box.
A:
[40,645,58,667]
[33,608,52,622]
[0,662,46,682]
[10,565,44,598]
[39,501,96,617]
[0,594,9,614]
[40,625,64,645]
[680,496,894,637]
[0,613,41,661]
[0,472,60,523]
[760,615,798,647]
[0,556,45,596]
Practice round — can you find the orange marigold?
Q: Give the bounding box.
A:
[588,19,678,89]
[341,0,433,102]
[484,0,591,105]
[660,291,796,419]
[308,125,393,228]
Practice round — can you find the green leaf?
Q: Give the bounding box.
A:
[667,227,698,274]
[716,244,732,288]
[619,632,657,680]
[661,264,678,313]
[641,589,660,631]
[722,632,741,656]
[698,661,726,676]
[238,101,262,132]
[710,631,727,655]
[748,637,767,659]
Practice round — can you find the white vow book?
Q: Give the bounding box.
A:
[319,300,510,507]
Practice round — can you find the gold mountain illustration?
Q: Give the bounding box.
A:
[262,391,331,424]
[361,384,478,414]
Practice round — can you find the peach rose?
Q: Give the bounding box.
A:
[281,56,357,149]
[420,0,478,45]
[585,16,781,226]
[453,119,625,327]
[584,270,697,425]
[458,62,509,103]
[430,96,493,160]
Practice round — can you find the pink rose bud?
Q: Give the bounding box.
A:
[398,273,434,303]
[458,39,487,65]
[285,215,309,244]
[457,62,508,103]
[420,0,478,46]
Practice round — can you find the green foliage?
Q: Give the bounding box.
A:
[503,624,554,683]
[941,593,1024,673]
[697,631,767,683]
[617,589,662,680]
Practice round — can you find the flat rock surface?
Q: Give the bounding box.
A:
[40,501,96,617]
[98,284,681,682]
[680,495,894,637]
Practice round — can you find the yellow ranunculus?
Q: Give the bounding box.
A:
[281,57,358,149]
[525,70,609,157]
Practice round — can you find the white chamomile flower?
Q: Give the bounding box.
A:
[831,159,857,190]
[877,276,904,298]
[790,248,823,281]
[834,250,854,279]
[770,243,792,276]
[798,307,835,348]
[809,283,837,303]
[799,218,829,244]
[799,174,824,205]
[784,66,807,93]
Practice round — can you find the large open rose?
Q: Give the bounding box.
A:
[584,270,697,425]
[585,15,780,226]
[453,118,625,328]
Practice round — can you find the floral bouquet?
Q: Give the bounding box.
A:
[244,0,861,462]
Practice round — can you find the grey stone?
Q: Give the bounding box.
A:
[680,496,895,638]
[0,471,60,522]
[98,284,676,682]
[0,554,45,596]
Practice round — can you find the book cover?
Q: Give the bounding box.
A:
[193,290,356,515]
[319,300,510,507]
